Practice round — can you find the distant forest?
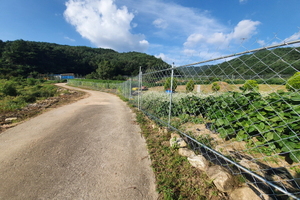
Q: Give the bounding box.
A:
[0,39,170,79]
[1,39,299,80]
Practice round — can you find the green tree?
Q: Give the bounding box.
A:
[186,80,195,92]
[286,72,300,91]
[164,77,178,92]
[212,82,220,92]
[240,80,259,92]
[95,60,115,80]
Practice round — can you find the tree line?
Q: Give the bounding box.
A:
[0,39,170,79]
[201,48,300,77]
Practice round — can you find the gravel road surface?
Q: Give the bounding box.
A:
[0,83,158,200]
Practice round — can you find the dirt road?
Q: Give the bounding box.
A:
[0,84,158,200]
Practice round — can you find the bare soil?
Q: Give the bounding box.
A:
[148,83,286,93]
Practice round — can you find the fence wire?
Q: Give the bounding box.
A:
[68,38,300,199]
[119,39,300,199]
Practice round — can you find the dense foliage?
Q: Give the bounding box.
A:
[67,79,124,91]
[286,72,300,91]
[0,78,58,112]
[0,39,169,79]
[138,91,300,163]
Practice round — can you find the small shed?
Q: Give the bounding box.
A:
[54,73,75,80]
[60,73,75,79]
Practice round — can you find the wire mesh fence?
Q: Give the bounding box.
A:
[68,38,300,199]
[119,40,300,199]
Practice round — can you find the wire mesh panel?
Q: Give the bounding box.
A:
[133,40,300,199]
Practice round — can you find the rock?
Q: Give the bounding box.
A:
[230,187,262,200]
[215,141,247,155]
[170,133,187,148]
[163,128,168,134]
[5,117,17,122]
[239,159,263,176]
[206,165,235,192]
[171,133,180,138]
[187,155,209,171]
[178,148,196,157]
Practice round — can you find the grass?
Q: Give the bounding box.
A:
[135,111,228,200]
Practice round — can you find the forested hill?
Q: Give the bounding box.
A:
[0,39,169,79]
[202,47,300,77]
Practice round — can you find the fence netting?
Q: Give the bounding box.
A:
[68,38,300,199]
[119,40,300,199]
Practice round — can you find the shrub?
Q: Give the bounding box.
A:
[186,80,195,93]
[27,78,38,86]
[2,81,18,96]
[286,72,300,91]
[164,77,178,92]
[38,85,57,97]
[211,82,220,92]
[264,78,286,85]
[240,80,259,92]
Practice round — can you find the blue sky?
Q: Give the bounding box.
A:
[0,0,300,65]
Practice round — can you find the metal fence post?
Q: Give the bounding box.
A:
[138,66,142,110]
[140,68,143,110]
[168,62,174,127]
[129,78,132,100]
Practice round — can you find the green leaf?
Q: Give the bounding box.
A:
[236,131,247,141]
[264,106,274,111]
[215,118,224,126]
[265,132,274,141]
[269,116,281,122]
[248,126,256,133]
[256,122,265,133]
[274,126,284,132]
[257,114,267,121]
[290,96,300,102]
[254,141,264,146]
[281,141,298,152]
[218,128,227,138]
[290,151,300,163]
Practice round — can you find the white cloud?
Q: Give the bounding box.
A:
[284,32,300,42]
[230,20,261,40]
[155,53,167,60]
[121,0,224,38]
[183,49,198,56]
[184,34,205,47]
[182,19,261,62]
[203,20,260,47]
[64,0,149,52]
[153,18,168,29]
[64,36,75,42]
[257,39,266,46]
[207,32,228,45]
[269,31,300,47]
[63,0,263,65]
